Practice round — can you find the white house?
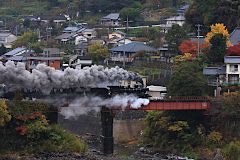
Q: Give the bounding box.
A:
[108,31,126,40]
[147,85,167,100]
[165,15,185,27]
[0,33,17,48]
[225,56,240,84]
[75,35,88,45]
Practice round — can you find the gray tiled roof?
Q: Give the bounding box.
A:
[230,27,240,45]
[165,15,185,21]
[102,13,120,20]
[203,66,226,75]
[7,56,27,61]
[110,42,157,53]
[4,47,26,56]
[55,33,76,40]
[190,37,205,44]
[225,56,240,63]
[0,32,12,37]
[64,27,81,32]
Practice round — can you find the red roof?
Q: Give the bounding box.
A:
[226,43,240,56]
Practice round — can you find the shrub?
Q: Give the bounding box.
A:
[207,131,223,147]
[26,125,87,153]
[7,100,49,118]
[0,99,11,127]
[223,140,240,160]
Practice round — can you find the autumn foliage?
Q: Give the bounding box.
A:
[205,23,230,46]
[179,40,209,54]
[226,43,240,56]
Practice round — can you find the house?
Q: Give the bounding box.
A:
[230,27,240,46]
[26,48,62,70]
[55,33,78,44]
[177,4,190,15]
[108,31,126,40]
[75,35,88,44]
[53,15,69,25]
[63,26,82,34]
[3,47,27,58]
[203,44,240,86]
[75,42,88,56]
[101,13,121,26]
[108,37,132,47]
[82,29,97,39]
[69,55,92,68]
[0,32,17,48]
[109,42,157,62]
[224,56,240,84]
[165,15,185,27]
[147,85,167,100]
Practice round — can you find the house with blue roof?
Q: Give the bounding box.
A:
[230,27,240,46]
[109,42,157,62]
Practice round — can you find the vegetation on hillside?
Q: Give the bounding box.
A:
[0,98,87,154]
[185,0,240,33]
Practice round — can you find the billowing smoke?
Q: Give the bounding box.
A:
[0,61,141,94]
[60,95,150,119]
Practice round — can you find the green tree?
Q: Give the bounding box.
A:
[165,24,188,55]
[120,7,141,21]
[23,19,31,28]
[0,44,7,55]
[168,61,206,96]
[207,34,227,64]
[88,42,109,64]
[185,0,239,33]
[13,31,38,48]
[0,99,11,127]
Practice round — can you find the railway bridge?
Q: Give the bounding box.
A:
[102,96,211,154]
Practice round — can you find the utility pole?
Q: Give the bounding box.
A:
[123,34,126,67]
[195,24,202,57]
[126,15,129,32]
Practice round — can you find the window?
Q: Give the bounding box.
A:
[230,65,238,72]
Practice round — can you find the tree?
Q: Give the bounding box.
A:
[23,19,31,28]
[0,44,7,55]
[205,23,229,63]
[13,31,38,48]
[0,99,11,127]
[179,40,209,55]
[120,7,140,21]
[165,24,188,55]
[185,0,239,33]
[168,61,206,96]
[88,42,109,64]
[205,23,230,45]
[207,34,227,63]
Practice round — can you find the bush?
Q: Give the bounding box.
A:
[26,125,87,153]
[7,100,49,118]
[0,100,87,154]
[207,131,223,147]
[223,140,240,160]
[0,99,11,127]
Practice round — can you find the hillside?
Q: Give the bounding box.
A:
[0,0,189,20]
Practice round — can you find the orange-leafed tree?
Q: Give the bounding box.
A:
[179,40,209,55]
[205,23,230,46]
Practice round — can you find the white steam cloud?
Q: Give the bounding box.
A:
[0,61,141,94]
[60,95,150,119]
